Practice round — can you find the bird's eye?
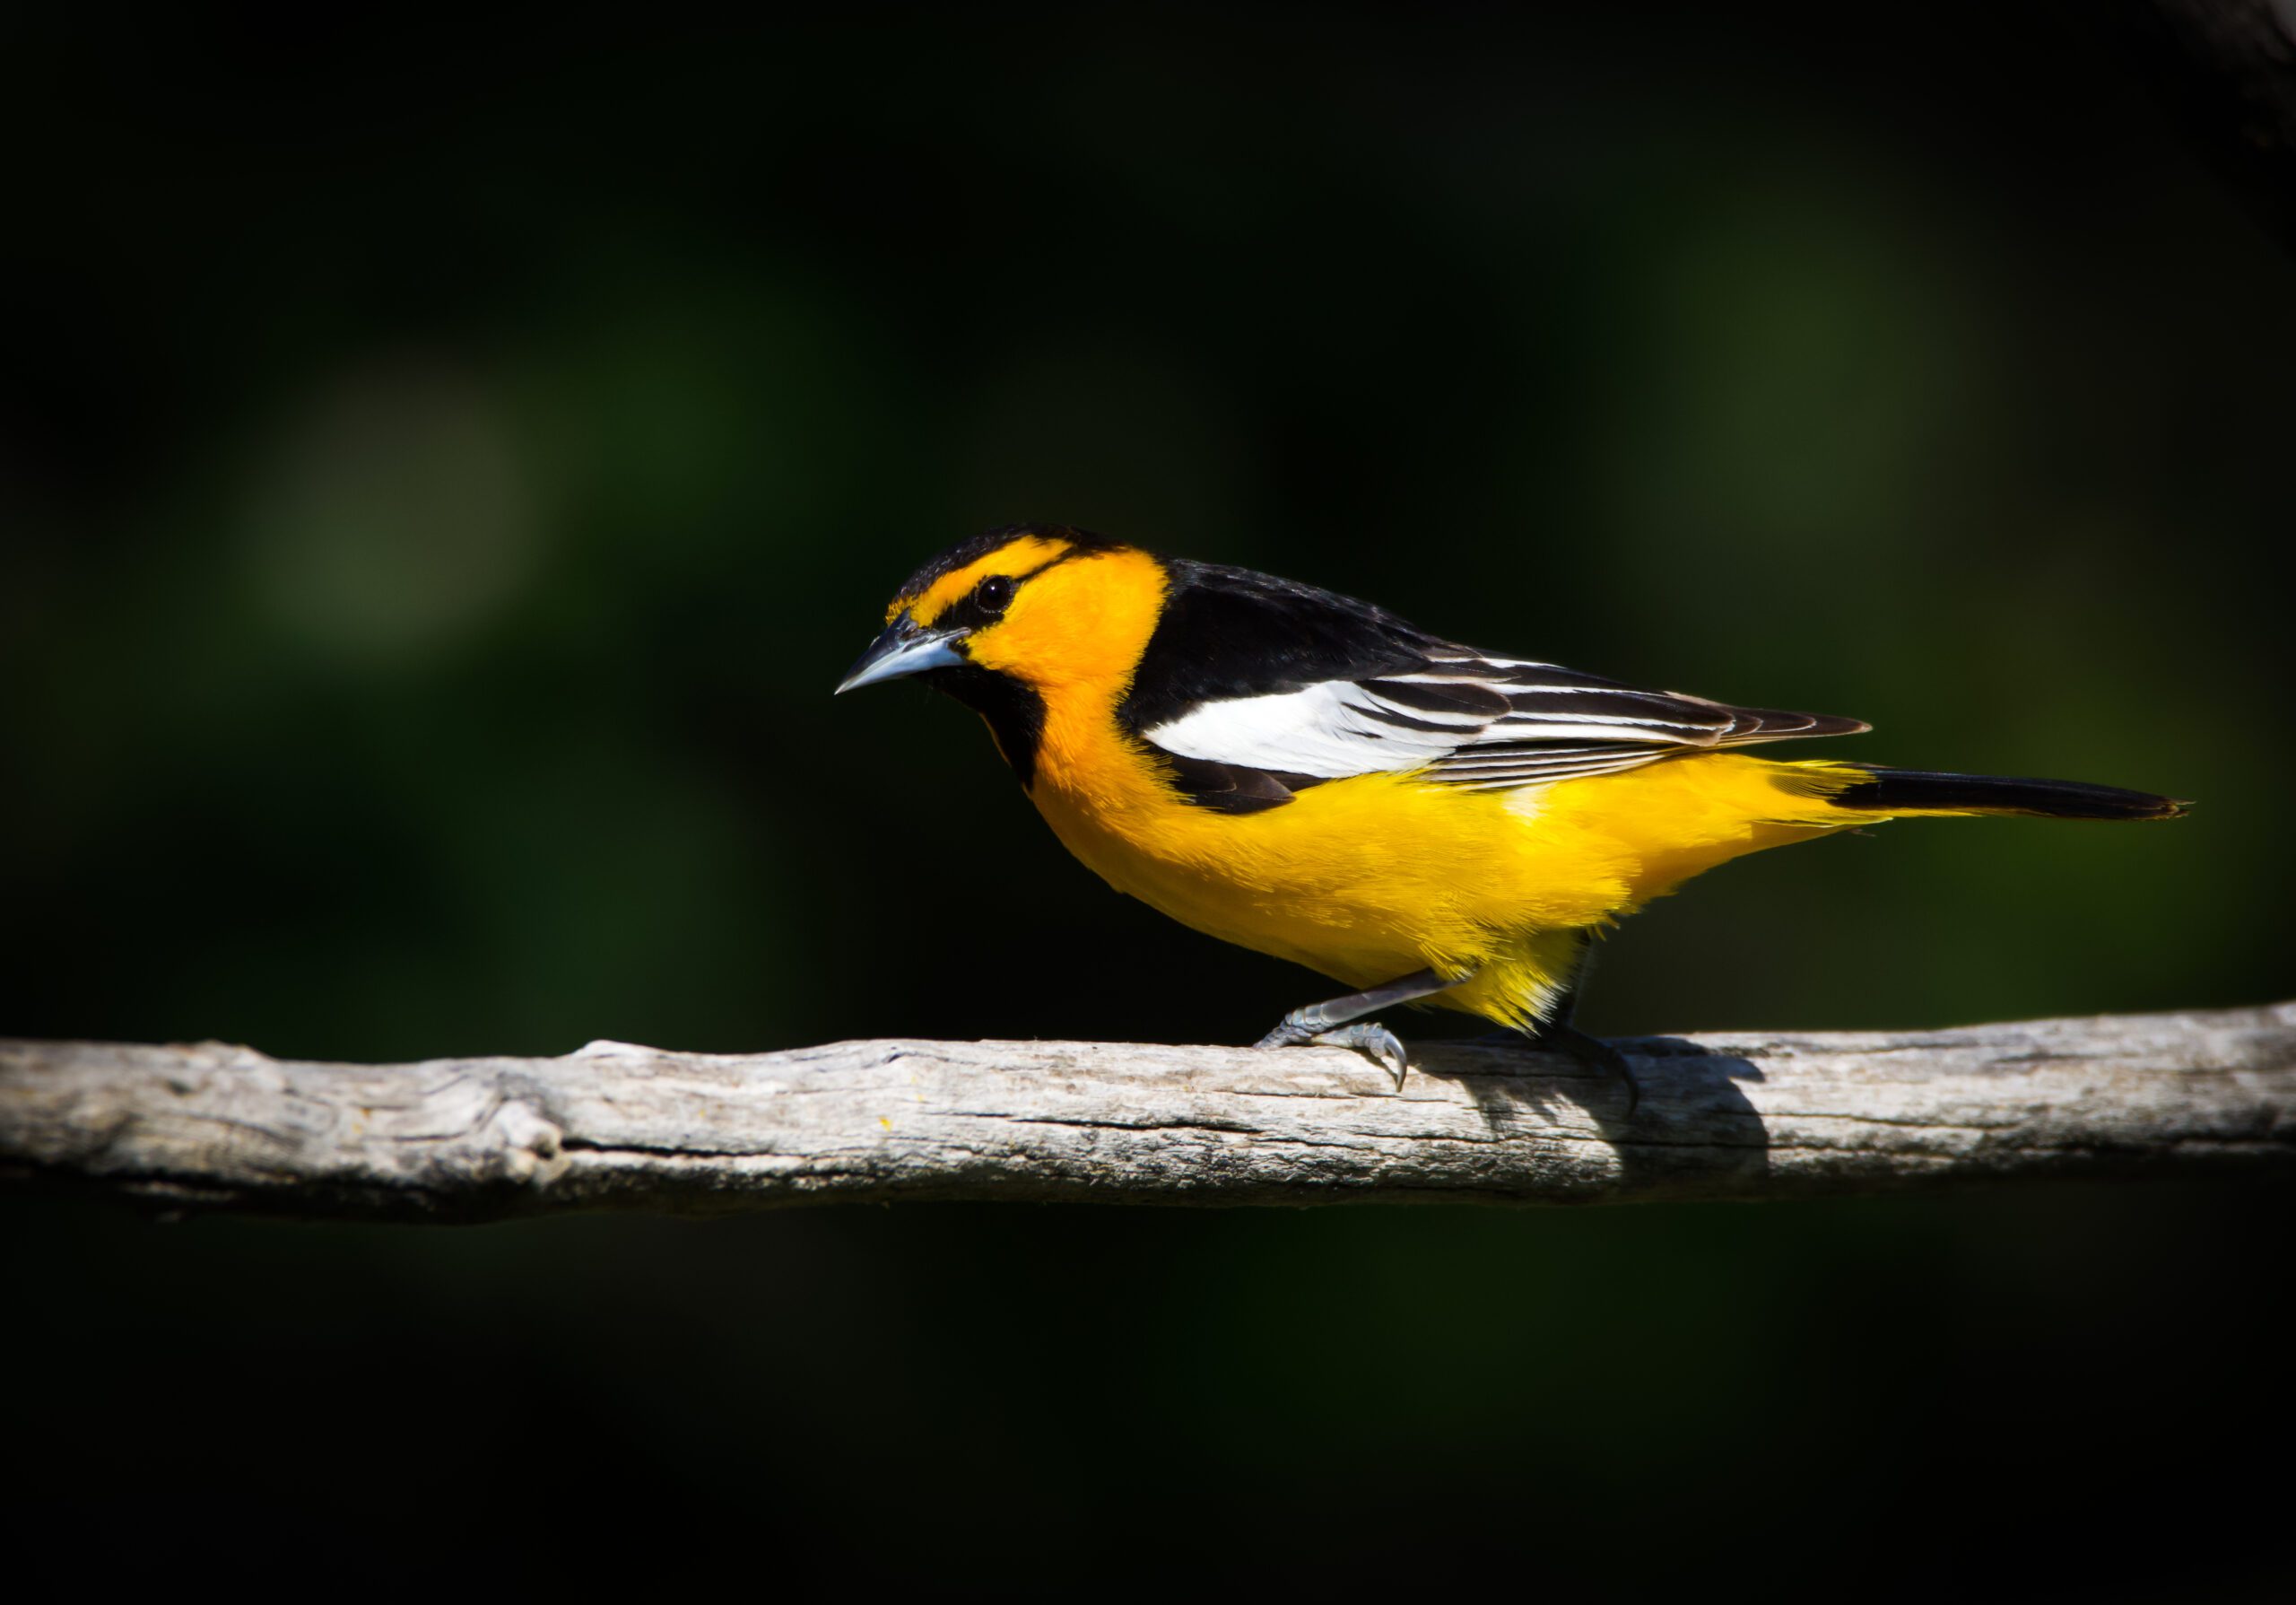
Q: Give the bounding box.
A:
[974,574,1014,615]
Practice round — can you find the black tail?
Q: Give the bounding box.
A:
[1828,765,2191,821]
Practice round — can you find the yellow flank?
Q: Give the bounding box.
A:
[955,546,1894,1031]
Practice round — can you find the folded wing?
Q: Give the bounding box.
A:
[1121,562,1866,809]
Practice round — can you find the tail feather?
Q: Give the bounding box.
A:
[1827,765,2190,821]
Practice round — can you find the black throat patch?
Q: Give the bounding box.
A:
[926,664,1048,791]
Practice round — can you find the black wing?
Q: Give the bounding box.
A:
[1119,561,1866,811]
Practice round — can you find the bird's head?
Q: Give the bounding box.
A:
[836,525,1167,784]
[836,525,1164,696]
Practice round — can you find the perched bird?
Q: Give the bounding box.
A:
[837,525,2187,1110]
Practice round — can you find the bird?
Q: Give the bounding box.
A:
[835,524,2187,1112]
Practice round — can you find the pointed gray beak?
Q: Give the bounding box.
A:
[835,615,970,694]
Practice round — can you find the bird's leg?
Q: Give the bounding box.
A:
[1520,1021,1643,1120]
[1516,932,1642,1118]
[1253,966,1471,1091]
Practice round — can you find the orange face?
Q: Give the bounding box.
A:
[838,526,1167,701]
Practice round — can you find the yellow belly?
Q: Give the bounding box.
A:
[1024,700,1871,1029]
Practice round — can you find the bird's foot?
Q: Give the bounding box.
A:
[1605,1034,1710,1060]
[1255,1016,1412,1091]
[1513,1024,1644,1120]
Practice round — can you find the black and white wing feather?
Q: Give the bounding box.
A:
[1119,561,1866,812]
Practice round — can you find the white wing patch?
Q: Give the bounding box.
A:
[1144,684,1460,778]
[1141,654,1865,792]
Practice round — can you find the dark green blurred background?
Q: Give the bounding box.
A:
[5,4,2291,1592]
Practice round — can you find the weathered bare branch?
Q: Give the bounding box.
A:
[3,1001,2289,1220]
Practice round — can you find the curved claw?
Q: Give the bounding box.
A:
[1481,1025,1645,1118]
[1312,1023,1411,1090]
[1542,1026,1642,1119]
[1254,1016,1413,1091]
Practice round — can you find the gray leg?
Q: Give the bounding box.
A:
[1254,967,1471,1091]
[1467,933,1646,1119]
[1523,1021,1644,1120]
[1519,932,1642,1118]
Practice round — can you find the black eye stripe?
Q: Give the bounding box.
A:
[890,524,1122,606]
[934,586,1004,633]
[935,548,1091,630]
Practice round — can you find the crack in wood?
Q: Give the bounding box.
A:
[2,1000,2291,1219]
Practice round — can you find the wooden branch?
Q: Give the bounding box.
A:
[3,1001,2290,1220]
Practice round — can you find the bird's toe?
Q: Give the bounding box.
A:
[1253,1016,1313,1051]
[1310,1022,1411,1090]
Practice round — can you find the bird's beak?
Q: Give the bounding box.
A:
[835,615,970,694]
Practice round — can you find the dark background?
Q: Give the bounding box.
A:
[4,4,2291,1592]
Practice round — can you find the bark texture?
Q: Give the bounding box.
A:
[3,1001,2291,1220]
